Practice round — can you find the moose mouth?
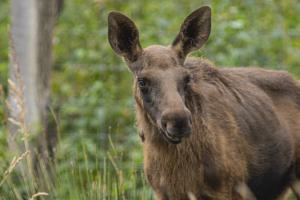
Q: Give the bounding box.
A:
[161,130,183,144]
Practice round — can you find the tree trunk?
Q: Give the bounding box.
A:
[9,0,57,194]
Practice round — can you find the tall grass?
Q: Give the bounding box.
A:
[0,38,48,199]
[0,145,153,200]
[0,75,153,200]
[0,74,153,199]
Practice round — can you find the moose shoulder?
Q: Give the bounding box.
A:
[107,6,300,200]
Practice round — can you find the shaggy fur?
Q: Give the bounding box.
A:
[136,57,300,200]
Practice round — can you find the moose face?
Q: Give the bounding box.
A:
[108,6,211,144]
[133,46,193,144]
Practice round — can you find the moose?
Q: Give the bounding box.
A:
[107,6,300,200]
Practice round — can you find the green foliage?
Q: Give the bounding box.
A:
[0,0,9,180]
[1,0,300,199]
[0,0,9,88]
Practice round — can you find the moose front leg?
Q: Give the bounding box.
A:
[235,182,256,200]
[291,180,300,200]
[154,191,169,200]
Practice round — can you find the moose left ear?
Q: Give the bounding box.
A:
[172,6,211,61]
[108,11,143,63]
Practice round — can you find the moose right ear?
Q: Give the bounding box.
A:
[172,6,211,61]
[108,11,143,63]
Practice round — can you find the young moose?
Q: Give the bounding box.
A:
[108,6,300,200]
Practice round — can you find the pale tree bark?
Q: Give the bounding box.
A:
[9,0,59,194]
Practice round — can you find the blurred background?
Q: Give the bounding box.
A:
[0,0,300,199]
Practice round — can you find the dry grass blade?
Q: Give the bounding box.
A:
[107,152,124,185]
[0,151,30,187]
[29,192,49,200]
[8,32,27,134]
[7,117,21,127]
[7,32,35,184]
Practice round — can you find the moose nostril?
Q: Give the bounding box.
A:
[161,119,167,130]
[165,118,190,136]
[175,115,190,126]
[174,121,184,130]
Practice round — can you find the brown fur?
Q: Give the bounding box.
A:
[137,57,299,200]
[108,6,300,200]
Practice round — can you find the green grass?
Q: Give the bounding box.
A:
[0,135,153,200]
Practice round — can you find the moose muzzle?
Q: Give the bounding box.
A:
[160,109,192,144]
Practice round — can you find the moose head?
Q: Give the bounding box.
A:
[108,6,211,144]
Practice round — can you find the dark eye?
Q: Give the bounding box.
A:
[138,79,146,88]
[137,78,150,93]
[137,78,151,102]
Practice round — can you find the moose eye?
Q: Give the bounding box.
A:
[137,78,151,102]
[138,78,147,88]
[138,80,146,87]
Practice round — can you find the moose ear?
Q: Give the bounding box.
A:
[172,6,211,61]
[108,11,143,63]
